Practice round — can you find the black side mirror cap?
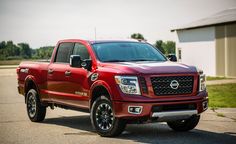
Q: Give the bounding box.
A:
[70,55,82,68]
[167,54,177,62]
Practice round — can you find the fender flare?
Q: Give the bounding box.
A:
[24,75,40,100]
[89,80,113,107]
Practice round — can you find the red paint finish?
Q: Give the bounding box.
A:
[113,91,208,118]
[17,39,208,120]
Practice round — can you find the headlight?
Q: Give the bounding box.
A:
[199,72,206,92]
[114,76,141,95]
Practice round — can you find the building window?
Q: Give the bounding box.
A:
[178,48,182,60]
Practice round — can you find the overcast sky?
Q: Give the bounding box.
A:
[0,0,236,48]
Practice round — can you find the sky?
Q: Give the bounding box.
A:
[0,0,236,48]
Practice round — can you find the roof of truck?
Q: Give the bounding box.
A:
[88,39,144,44]
[58,39,145,44]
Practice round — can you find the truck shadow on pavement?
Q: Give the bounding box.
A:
[43,115,236,144]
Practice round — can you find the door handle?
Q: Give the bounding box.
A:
[48,69,53,74]
[65,71,71,76]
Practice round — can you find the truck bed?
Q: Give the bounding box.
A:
[17,60,50,89]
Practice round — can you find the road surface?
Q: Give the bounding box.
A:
[0,69,236,144]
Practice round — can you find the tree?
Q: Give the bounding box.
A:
[131,33,145,40]
[0,41,6,49]
[162,41,175,54]
[34,46,54,59]
[5,41,21,58]
[0,41,7,59]
[18,43,31,58]
[0,40,54,60]
[154,40,165,54]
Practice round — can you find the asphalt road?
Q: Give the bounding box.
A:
[0,69,236,144]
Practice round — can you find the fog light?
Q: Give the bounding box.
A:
[202,101,208,111]
[128,106,143,114]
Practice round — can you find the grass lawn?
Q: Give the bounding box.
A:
[0,60,22,65]
[207,76,230,81]
[208,83,236,108]
[0,59,42,65]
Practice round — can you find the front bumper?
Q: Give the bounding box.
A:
[113,91,208,121]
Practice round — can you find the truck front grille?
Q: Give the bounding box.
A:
[151,76,194,96]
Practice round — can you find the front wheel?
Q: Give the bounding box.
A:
[167,115,200,131]
[26,89,46,122]
[90,96,126,137]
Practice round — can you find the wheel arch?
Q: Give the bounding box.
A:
[89,80,113,109]
[24,75,40,103]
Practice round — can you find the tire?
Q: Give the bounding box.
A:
[26,89,46,122]
[167,115,200,132]
[90,96,126,137]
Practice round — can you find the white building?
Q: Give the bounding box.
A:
[172,8,236,77]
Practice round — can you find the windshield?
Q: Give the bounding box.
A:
[92,42,167,62]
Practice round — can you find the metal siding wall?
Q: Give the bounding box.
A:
[176,27,216,76]
[215,26,226,76]
[226,23,236,77]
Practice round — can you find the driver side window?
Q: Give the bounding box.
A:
[73,43,90,60]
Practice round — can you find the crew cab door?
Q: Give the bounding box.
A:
[47,42,91,109]
[47,42,74,103]
[65,42,91,108]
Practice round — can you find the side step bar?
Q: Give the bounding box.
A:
[152,110,198,122]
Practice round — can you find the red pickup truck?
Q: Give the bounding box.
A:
[17,39,208,137]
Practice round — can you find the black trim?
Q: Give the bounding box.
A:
[152,103,197,112]
[139,77,148,94]
[44,101,90,113]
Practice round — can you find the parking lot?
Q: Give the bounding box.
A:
[0,69,236,144]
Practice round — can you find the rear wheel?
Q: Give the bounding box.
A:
[167,115,200,131]
[26,89,46,122]
[91,96,126,137]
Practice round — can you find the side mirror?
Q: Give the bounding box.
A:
[70,55,92,71]
[70,55,82,68]
[81,59,92,71]
[167,54,177,62]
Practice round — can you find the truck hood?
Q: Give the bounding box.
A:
[99,61,197,75]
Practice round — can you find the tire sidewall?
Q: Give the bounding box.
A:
[167,115,200,131]
[26,89,41,121]
[91,96,117,136]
